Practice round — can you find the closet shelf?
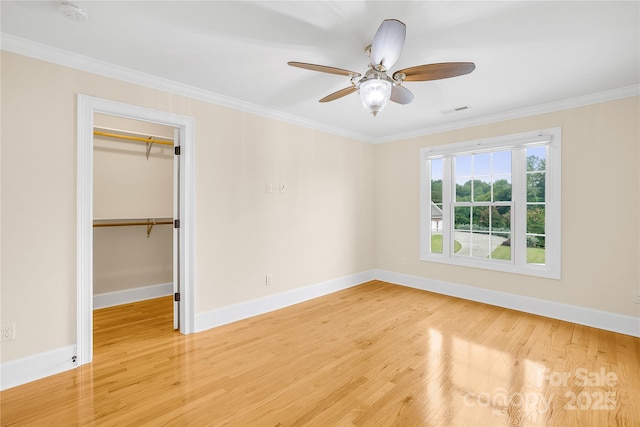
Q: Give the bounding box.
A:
[93,218,173,237]
[94,127,174,160]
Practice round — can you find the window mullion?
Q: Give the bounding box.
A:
[512,148,527,267]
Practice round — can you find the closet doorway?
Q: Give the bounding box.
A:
[93,115,178,329]
[77,95,195,367]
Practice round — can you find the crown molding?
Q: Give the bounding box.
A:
[2,33,638,145]
[369,84,640,144]
[0,33,371,143]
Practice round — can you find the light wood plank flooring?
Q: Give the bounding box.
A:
[2,280,639,426]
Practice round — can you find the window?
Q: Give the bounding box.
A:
[420,128,561,279]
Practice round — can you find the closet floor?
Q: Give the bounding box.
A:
[93,295,176,352]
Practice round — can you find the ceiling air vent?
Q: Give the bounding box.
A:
[440,105,471,115]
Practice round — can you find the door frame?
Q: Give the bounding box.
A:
[76,94,196,366]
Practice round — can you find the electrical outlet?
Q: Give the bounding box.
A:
[1,323,16,342]
[265,274,273,286]
[633,290,640,304]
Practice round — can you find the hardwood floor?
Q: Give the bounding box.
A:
[2,280,639,426]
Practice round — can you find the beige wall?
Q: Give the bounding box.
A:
[193,112,375,311]
[0,51,375,361]
[93,114,174,294]
[93,114,174,219]
[375,97,640,317]
[93,225,173,294]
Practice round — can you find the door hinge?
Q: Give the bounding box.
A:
[174,146,181,156]
[174,219,180,228]
[174,292,181,302]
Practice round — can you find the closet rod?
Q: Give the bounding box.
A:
[93,130,174,146]
[93,221,173,227]
[93,219,173,237]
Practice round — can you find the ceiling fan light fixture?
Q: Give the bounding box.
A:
[288,19,475,117]
[358,75,392,117]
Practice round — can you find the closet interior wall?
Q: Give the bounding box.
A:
[93,114,174,297]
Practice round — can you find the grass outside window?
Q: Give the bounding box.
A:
[431,234,462,254]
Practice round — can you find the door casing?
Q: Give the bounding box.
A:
[76,94,195,365]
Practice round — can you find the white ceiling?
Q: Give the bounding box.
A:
[2,1,639,143]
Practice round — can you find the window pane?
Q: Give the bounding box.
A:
[430,159,444,254]
[431,231,443,254]
[491,206,511,261]
[431,202,443,233]
[474,153,491,176]
[471,232,490,259]
[491,206,511,235]
[455,155,472,177]
[527,172,545,202]
[473,178,491,201]
[454,206,471,230]
[456,178,471,202]
[454,230,470,256]
[527,205,545,235]
[473,206,490,231]
[527,235,545,264]
[431,203,444,225]
[431,159,442,203]
[491,234,511,261]
[527,146,546,172]
[492,150,511,175]
[431,158,443,180]
[493,176,512,201]
[431,180,443,206]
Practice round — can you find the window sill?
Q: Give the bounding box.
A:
[420,253,561,280]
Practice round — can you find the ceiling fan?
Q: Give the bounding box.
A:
[288,19,475,117]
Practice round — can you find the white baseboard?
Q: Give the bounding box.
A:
[93,282,173,309]
[0,344,77,391]
[374,269,640,338]
[195,270,376,332]
[1,283,173,391]
[5,269,637,391]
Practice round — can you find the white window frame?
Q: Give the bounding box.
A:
[420,127,561,279]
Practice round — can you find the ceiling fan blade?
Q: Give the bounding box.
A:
[319,86,357,103]
[394,62,476,82]
[288,62,361,77]
[390,85,414,105]
[370,19,406,70]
